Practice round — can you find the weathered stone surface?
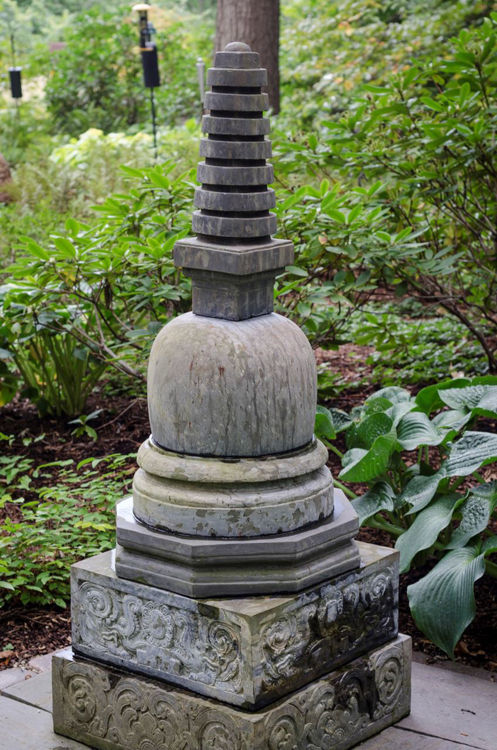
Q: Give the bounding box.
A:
[133,441,333,538]
[53,636,411,750]
[199,139,271,161]
[147,312,316,457]
[214,44,261,70]
[207,66,268,87]
[174,236,293,276]
[194,187,275,212]
[136,434,328,483]
[71,542,398,708]
[202,114,270,136]
[115,491,360,597]
[178,41,288,318]
[187,269,276,320]
[197,162,273,186]
[192,211,277,239]
[204,91,268,112]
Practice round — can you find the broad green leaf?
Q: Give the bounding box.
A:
[482,535,497,555]
[52,236,76,259]
[356,412,393,449]
[440,385,497,418]
[397,412,444,450]
[396,494,459,572]
[432,408,472,438]
[416,378,471,414]
[416,376,497,414]
[315,406,336,441]
[447,482,497,549]
[352,481,395,525]
[363,397,394,415]
[328,408,352,433]
[367,386,412,405]
[445,431,497,477]
[407,546,486,657]
[401,472,444,514]
[339,433,397,483]
[387,401,415,426]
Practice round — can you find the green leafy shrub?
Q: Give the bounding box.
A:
[44,8,145,136]
[273,176,421,349]
[42,5,213,136]
[1,161,193,414]
[319,15,497,372]
[317,377,497,656]
[0,452,133,608]
[0,289,106,416]
[280,0,491,127]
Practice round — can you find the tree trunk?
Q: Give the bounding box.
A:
[215,0,280,114]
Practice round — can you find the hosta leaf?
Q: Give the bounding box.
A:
[356,412,393,449]
[444,431,497,477]
[440,385,497,418]
[432,408,472,439]
[396,494,460,572]
[387,400,416,426]
[397,412,444,451]
[315,405,336,441]
[407,546,486,657]
[416,376,497,414]
[367,386,412,405]
[339,432,397,483]
[483,534,497,555]
[415,378,471,414]
[351,481,395,525]
[401,471,445,514]
[328,408,352,433]
[447,482,497,549]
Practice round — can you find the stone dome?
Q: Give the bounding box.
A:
[147,311,316,457]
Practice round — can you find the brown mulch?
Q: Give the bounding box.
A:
[0,380,496,674]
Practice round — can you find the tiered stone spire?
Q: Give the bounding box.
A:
[174,42,293,321]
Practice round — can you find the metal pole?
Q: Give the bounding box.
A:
[150,87,158,162]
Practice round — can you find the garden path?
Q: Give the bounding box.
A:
[0,650,495,749]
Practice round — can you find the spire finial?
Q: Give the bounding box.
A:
[192,41,274,244]
[173,42,294,320]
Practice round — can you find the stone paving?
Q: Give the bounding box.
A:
[1,651,495,749]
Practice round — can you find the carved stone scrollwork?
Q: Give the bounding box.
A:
[53,636,411,750]
[194,709,241,750]
[266,704,304,750]
[73,581,242,693]
[261,615,300,682]
[260,566,397,692]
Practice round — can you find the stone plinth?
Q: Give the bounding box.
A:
[71,542,398,708]
[53,635,411,750]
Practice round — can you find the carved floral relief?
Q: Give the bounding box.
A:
[55,641,408,750]
[72,581,242,693]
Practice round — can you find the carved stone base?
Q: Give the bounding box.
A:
[53,635,411,750]
[71,542,398,708]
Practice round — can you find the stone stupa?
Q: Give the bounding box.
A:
[52,41,411,750]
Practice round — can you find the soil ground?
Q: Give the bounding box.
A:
[0,352,496,674]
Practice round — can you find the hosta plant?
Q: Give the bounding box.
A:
[316,377,497,657]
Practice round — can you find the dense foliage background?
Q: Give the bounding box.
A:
[1,0,496,661]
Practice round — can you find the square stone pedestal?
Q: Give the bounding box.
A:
[70,542,398,708]
[53,635,411,750]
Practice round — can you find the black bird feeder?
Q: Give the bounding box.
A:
[132,3,160,159]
